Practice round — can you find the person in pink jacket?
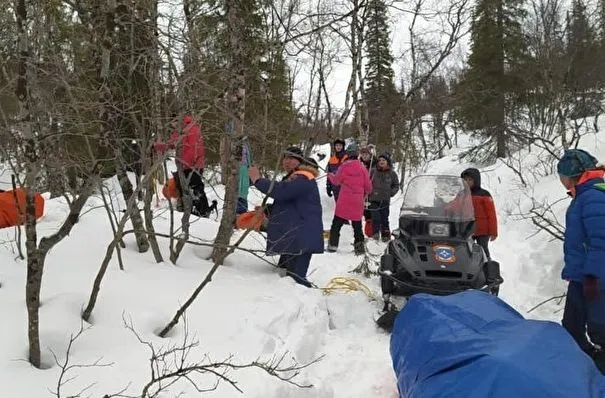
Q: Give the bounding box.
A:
[327,143,373,255]
[155,113,213,217]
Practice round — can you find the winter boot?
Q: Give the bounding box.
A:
[381,230,391,243]
[175,198,184,212]
[354,241,365,255]
[588,347,605,374]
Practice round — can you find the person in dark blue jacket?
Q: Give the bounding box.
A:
[558,148,605,373]
[248,147,324,287]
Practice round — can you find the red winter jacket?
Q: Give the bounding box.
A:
[154,115,205,170]
[462,168,498,237]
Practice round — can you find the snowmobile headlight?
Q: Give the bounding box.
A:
[428,222,449,237]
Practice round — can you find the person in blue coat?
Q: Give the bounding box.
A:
[558,148,605,373]
[248,147,324,287]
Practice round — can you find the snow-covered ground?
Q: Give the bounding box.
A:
[1,127,604,397]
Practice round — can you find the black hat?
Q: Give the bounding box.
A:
[378,152,392,165]
[305,157,319,169]
[283,146,305,163]
[333,138,346,147]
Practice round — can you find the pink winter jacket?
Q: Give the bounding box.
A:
[328,159,372,221]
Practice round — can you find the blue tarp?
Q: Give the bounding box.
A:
[390,291,605,398]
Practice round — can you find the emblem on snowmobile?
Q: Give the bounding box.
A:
[433,244,456,263]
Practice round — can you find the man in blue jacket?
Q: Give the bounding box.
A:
[558,148,605,373]
[248,147,324,287]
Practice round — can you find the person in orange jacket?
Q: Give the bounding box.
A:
[326,139,347,201]
[461,168,498,259]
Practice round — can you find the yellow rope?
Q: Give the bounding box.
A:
[319,276,375,300]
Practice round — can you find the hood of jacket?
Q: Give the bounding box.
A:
[461,168,481,190]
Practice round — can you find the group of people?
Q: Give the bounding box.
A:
[324,139,400,255]
[153,114,605,375]
[244,140,402,287]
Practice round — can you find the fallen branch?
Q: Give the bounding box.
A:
[527,293,566,313]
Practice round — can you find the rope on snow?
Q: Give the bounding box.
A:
[319,277,375,300]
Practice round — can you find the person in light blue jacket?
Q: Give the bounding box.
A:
[558,148,605,373]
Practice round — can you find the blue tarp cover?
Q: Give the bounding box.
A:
[390,291,605,398]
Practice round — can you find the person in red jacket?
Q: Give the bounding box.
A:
[155,114,212,217]
[461,168,498,259]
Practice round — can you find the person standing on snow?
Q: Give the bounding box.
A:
[359,145,378,236]
[248,147,324,287]
[326,139,347,201]
[368,152,399,242]
[327,143,373,255]
[154,113,213,217]
[460,168,497,259]
[557,149,605,373]
[360,145,377,171]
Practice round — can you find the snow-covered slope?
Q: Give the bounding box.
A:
[1,126,604,397]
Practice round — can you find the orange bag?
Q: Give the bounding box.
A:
[0,189,45,229]
[162,177,179,199]
[236,210,266,231]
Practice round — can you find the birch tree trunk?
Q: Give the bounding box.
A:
[212,0,247,265]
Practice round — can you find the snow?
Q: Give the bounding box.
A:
[1,124,604,397]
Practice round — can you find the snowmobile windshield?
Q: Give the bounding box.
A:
[399,175,474,221]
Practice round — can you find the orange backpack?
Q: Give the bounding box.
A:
[162,178,179,199]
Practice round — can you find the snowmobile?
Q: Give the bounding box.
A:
[376,174,503,330]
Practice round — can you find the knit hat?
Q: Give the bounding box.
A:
[378,152,392,166]
[345,142,359,157]
[557,149,598,177]
[283,146,305,163]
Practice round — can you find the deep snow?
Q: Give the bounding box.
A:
[1,129,604,397]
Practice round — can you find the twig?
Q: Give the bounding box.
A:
[122,313,321,397]
[48,318,117,398]
[527,293,566,313]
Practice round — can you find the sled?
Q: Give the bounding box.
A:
[0,188,45,229]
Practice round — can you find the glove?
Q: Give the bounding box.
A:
[326,187,333,197]
[584,275,600,301]
[490,235,497,241]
